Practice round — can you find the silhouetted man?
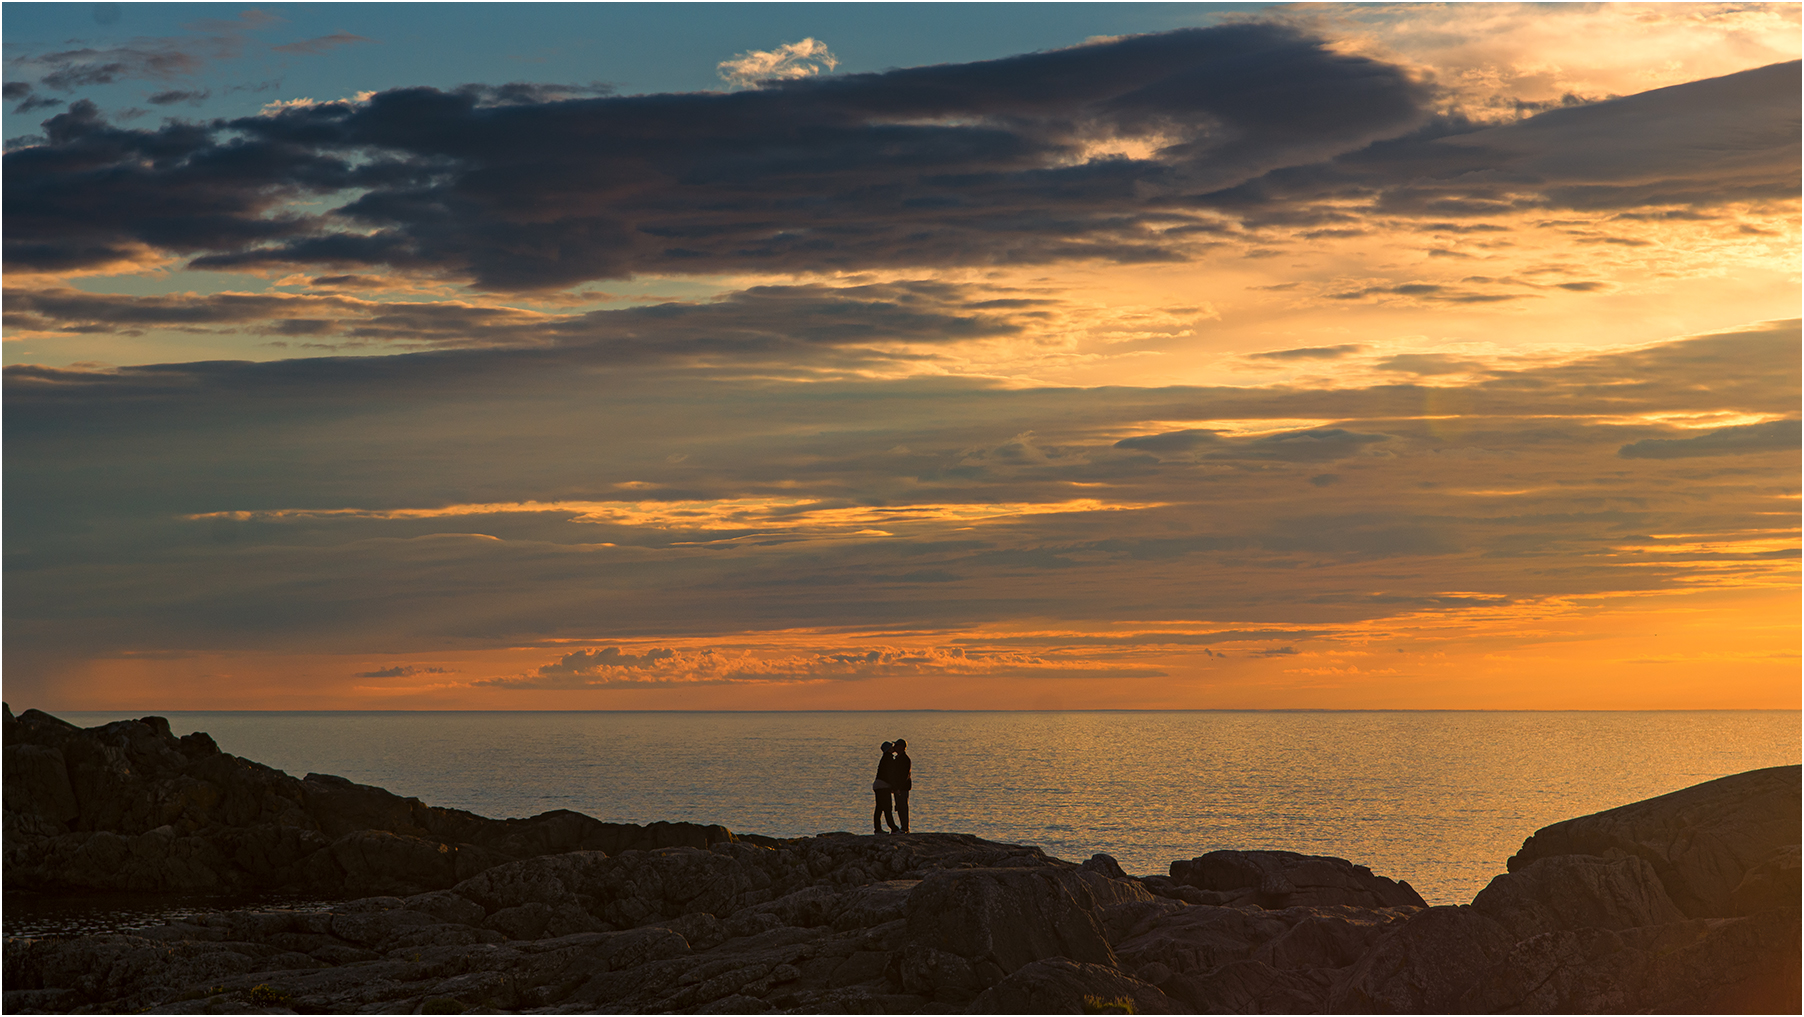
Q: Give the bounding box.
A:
[890,738,912,833]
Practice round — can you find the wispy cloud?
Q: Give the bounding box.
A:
[271,32,371,56]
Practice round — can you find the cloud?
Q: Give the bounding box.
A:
[147,89,210,106]
[480,643,1166,689]
[453,82,614,106]
[718,38,839,89]
[1115,427,1390,461]
[12,94,65,114]
[5,24,1432,286]
[271,32,372,56]
[1290,1,1801,124]
[1617,419,1801,459]
[353,664,457,678]
[5,10,278,92]
[534,647,678,675]
[1247,344,1364,361]
[1376,353,1491,376]
[3,321,1795,681]
[1,279,1032,354]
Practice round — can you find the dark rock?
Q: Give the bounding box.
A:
[902,866,1152,986]
[3,744,78,826]
[1507,764,1801,919]
[1730,843,1801,916]
[6,713,1797,1016]
[1162,959,1336,1014]
[1081,853,1129,880]
[1638,905,1802,1013]
[2,708,743,896]
[1169,849,1427,910]
[1457,906,1803,1013]
[966,957,1183,1014]
[1109,899,1412,1013]
[1470,852,1685,939]
[1328,905,1516,1013]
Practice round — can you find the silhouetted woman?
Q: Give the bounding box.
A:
[890,738,912,834]
[872,741,901,834]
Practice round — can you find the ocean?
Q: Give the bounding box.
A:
[45,709,1799,909]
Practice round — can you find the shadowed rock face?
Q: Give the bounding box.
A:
[1,705,739,896]
[3,708,1798,1015]
[1505,763,1801,919]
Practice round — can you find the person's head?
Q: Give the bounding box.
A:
[893,738,907,752]
[881,741,894,754]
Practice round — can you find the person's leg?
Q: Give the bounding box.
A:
[893,790,909,833]
[874,790,894,833]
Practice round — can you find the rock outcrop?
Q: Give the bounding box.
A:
[2,705,739,896]
[3,708,1798,1014]
[1158,849,1427,910]
[1504,763,1800,919]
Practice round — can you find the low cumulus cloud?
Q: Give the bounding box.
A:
[479,644,1165,689]
[353,664,457,678]
[718,38,839,89]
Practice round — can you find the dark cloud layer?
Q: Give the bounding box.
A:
[1618,418,1801,459]
[2,279,1028,354]
[1192,60,1799,228]
[6,23,1431,286]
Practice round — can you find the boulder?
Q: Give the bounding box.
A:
[1169,849,1426,909]
[1506,764,1801,919]
[1470,853,1685,939]
[1081,853,1129,880]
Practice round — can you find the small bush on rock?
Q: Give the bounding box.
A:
[244,984,291,1006]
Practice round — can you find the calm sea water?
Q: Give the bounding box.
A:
[49,710,1803,906]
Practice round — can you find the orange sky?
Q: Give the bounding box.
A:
[4,4,1798,711]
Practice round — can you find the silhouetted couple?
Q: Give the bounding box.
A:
[872,739,911,834]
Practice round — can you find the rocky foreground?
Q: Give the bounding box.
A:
[3,707,1798,1014]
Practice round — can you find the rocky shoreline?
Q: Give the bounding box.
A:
[4,706,1798,1014]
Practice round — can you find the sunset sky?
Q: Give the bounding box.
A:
[4,2,1799,711]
